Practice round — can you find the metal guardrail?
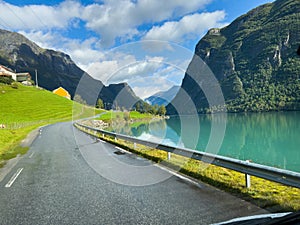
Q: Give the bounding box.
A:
[75,122,300,189]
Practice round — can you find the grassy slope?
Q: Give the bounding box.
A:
[0,83,100,159]
[98,111,154,121]
[97,111,161,132]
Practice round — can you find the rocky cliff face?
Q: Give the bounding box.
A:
[168,0,300,114]
[0,29,139,108]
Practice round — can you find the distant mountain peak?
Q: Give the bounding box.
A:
[145,85,180,106]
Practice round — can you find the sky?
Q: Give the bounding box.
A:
[0,0,274,99]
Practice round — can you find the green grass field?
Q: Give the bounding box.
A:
[98,110,154,122]
[97,110,160,132]
[0,83,101,163]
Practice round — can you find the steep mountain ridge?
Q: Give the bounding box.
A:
[168,0,300,114]
[0,29,139,108]
[145,86,180,106]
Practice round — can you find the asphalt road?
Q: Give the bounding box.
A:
[0,122,267,224]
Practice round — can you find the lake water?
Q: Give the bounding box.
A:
[111,111,300,173]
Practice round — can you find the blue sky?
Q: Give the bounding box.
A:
[0,0,274,98]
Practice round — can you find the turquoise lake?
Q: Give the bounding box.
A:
[111,111,300,173]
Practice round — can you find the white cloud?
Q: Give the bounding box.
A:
[0,0,227,71]
[87,56,165,85]
[18,30,58,49]
[131,76,176,99]
[86,60,119,84]
[81,0,213,47]
[82,1,138,47]
[18,30,105,72]
[108,56,166,83]
[85,52,138,84]
[62,38,105,68]
[143,11,226,43]
[133,0,212,22]
[152,63,187,85]
[0,1,82,30]
[0,0,228,98]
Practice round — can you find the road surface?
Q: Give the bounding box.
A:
[0,122,267,224]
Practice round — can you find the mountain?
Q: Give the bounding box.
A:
[0,29,139,109]
[167,0,300,114]
[145,86,180,106]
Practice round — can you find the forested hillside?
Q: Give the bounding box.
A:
[168,0,300,114]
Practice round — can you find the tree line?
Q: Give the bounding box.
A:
[74,96,167,116]
[134,101,166,116]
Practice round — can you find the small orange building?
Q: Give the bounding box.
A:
[52,87,71,100]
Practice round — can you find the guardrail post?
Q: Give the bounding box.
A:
[102,133,104,138]
[168,152,171,160]
[245,160,251,188]
[114,137,117,142]
[134,142,136,149]
[245,173,251,188]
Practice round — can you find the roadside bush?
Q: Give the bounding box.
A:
[0,77,14,84]
[11,82,19,89]
[27,79,35,86]
[124,111,130,121]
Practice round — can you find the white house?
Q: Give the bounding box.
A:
[0,65,31,82]
[0,65,15,78]
[14,72,31,82]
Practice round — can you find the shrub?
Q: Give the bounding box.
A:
[124,111,130,121]
[0,77,14,85]
[11,82,19,89]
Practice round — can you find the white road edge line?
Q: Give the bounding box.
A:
[115,146,132,155]
[29,152,35,158]
[114,143,199,187]
[5,168,24,188]
[154,164,202,188]
[99,139,106,143]
[114,143,198,187]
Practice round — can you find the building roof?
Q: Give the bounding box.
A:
[53,87,71,100]
[16,72,31,76]
[0,72,12,77]
[0,65,15,73]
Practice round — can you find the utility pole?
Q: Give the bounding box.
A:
[35,69,38,88]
